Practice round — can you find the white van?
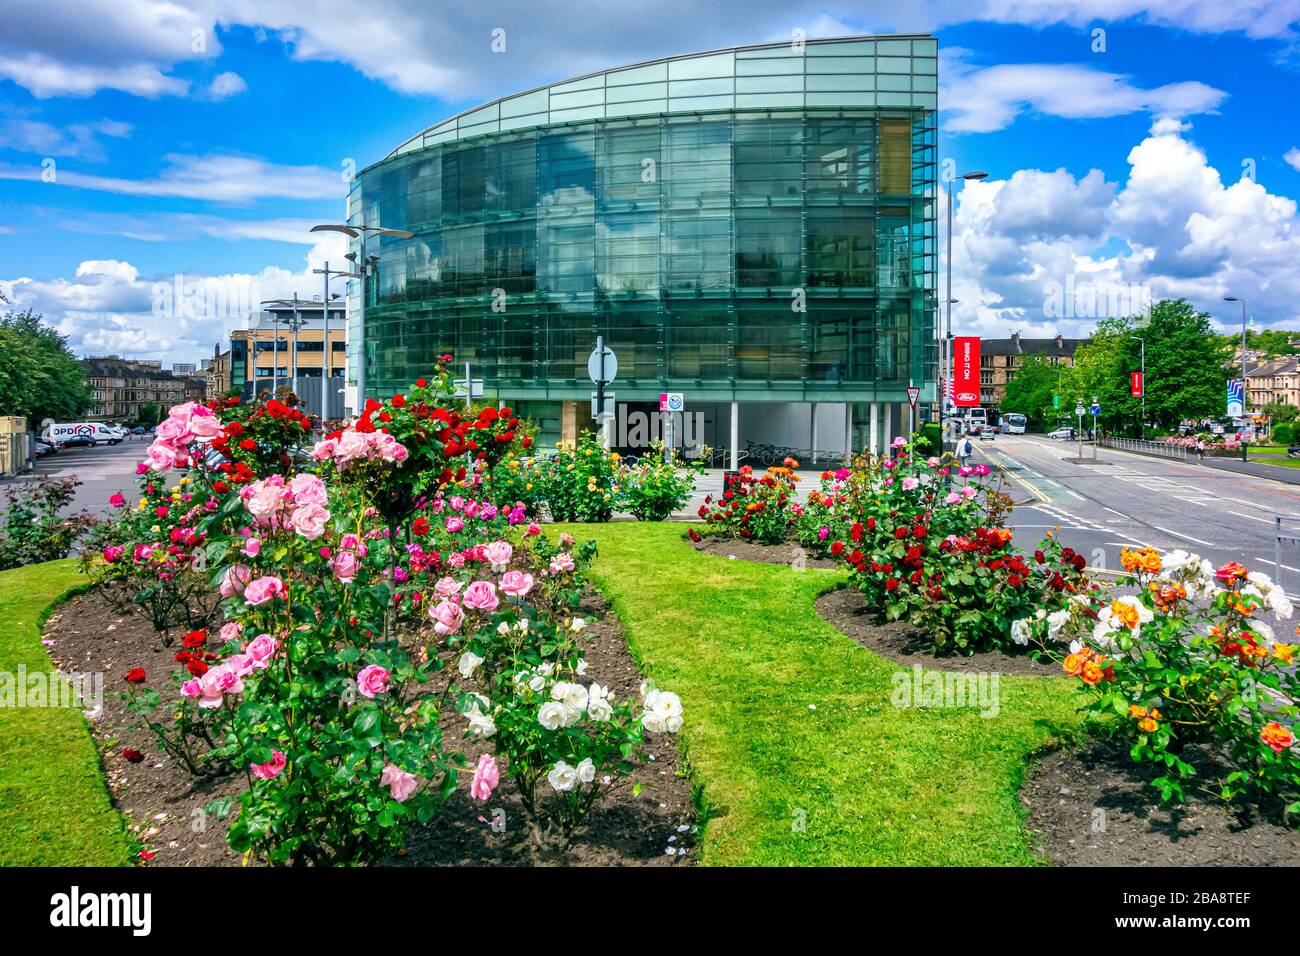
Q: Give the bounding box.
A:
[42,422,124,446]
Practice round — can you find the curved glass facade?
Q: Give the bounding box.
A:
[349,35,938,420]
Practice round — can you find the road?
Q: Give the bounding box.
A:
[4,439,147,517]
[977,433,1300,595]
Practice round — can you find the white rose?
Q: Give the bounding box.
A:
[551,681,588,713]
[1047,609,1071,640]
[643,689,683,734]
[570,617,587,633]
[576,757,596,784]
[587,683,613,722]
[466,709,496,737]
[575,658,588,676]
[538,701,568,731]
[1009,618,1032,646]
[547,761,578,792]
[457,651,484,678]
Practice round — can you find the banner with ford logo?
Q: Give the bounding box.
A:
[953,336,981,408]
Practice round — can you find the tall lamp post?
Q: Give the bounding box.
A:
[944,171,987,447]
[1225,295,1249,462]
[314,259,357,421]
[262,296,309,397]
[311,224,414,411]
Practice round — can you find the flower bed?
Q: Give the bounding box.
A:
[43,583,696,866]
[83,363,689,865]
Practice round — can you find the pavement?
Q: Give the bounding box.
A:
[975,433,1300,598]
[2,439,147,517]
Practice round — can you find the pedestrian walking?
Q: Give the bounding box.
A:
[1196,438,1205,460]
[957,434,973,466]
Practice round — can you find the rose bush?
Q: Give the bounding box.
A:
[693,459,801,544]
[616,441,705,521]
[536,431,620,522]
[1027,549,1300,817]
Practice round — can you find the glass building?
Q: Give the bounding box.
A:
[348,34,938,457]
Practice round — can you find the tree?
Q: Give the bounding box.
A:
[1262,401,1298,423]
[0,309,93,426]
[1061,300,1232,435]
[1000,354,1059,429]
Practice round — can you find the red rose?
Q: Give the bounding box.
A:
[416,377,428,388]
[239,438,256,451]
[885,577,899,591]
[122,748,145,763]
[124,667,147,684]
[1072,554,1087,571]
[412,516,430,537]
[688,528,702,542]
[186,660,209,677]
[1034,550,1046,564]
[830,541,845,556]
[866,517,876,531]
[894,527,907,540]
[913,524,927,539]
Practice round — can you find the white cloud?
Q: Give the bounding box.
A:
[203,71,247,100]
[0,153,346,204]
[1,1,1297,100]
[1,233,348,365]
[945,119,1300,339]
[941,55,1227,133]
[1286,147,1300,171]
[0,117,131,161]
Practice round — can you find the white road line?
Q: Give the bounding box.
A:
[1227,510,1276,524]
[1150,525,1216,547]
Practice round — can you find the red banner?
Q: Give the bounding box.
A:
[952,336,981,407]
[1130,371,1143,397]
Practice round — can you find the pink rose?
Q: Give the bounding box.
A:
[102,545,124,563]
[462,580,499,612]
[180,678,203,698]
[188,407,222,440]
[331,550,360,583]
[288,473,328,506]
[483,540,513,572]
[901,476,919,491]
[219,621,243,643]
[244,633,278,669]
[548,554,575,575]
[109,493,126,509]
[445,516,465,534]
[429,598,464,635]
[227,653,256,679]
[243,575,284,606]
[219,563,253,598]
[251,750,287,780]
[434,576,461,599]
[500,570,534,597]
[470,754,499,801]
[241,538,262,557]
[145,444,177,472]
[356,663,391,699]
[290,503,330,540]
[380,764,419,803]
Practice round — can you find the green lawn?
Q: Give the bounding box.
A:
[562,523,1085,866]
[0,560,131,866]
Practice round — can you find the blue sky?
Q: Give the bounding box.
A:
[3,1,1300,363]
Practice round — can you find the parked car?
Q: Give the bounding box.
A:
[58,434,97,448]
[1046,427,1075,440]
[32,441,58,457]
[131,426,147,435]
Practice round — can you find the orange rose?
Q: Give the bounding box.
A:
[1128,704,1148,718]
[1138,717,1158,733]
[1273,643,1295,664]
[1081,661,1104,685]
[1063,653,1085,677]
[1110,600,1140,630]
[1261,722,1295,754]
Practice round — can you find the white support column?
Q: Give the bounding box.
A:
[845,403,854,460]
[883,403,893,453]
[730,400,740,470]
[869,402,880,456]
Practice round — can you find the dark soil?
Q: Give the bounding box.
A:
[816,585,1058,676]
[42,588,696,867]
[690,534,838,569]
[1022,739,1300,865]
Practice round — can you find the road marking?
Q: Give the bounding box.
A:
[1149,525,1216,547]
[1227,510,1276,524]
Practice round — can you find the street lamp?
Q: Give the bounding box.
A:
[313,259,358,421]
[946,171,982,447]
[1225,295,1248,462]
[262,296,309,397]
[311,223,413,410]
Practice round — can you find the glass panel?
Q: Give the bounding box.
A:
[809,40,876,56]
[501,89,549,117]
[605,81,667,103]
[735,92,803,108]
[736,74,804,93]
[551,74,605,94]
[807,56,874,74]
[669,77,734,97]
[607,62,667,85]
[736,56,804,75]
[668,52,734,80]
[550,88,605,110]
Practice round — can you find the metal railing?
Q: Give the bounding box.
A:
[1099,436,1191,461]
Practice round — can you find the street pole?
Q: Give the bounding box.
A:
[1140,338,1146,439]
[290,292,300,396]
[321,265,331,420]
[1226,295,1248,462]
[271,310,278,397]
[945,185,953,432]
[465,361,472,411]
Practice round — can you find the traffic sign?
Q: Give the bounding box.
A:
[590,391,615,419]
[659,392,684,413]
[1074,403,1085,417]
[1089,403,1101,417]
[452,378,484,399]
[906,386,920,407]
[1052,394,1060,410]
[587,345,618,385]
